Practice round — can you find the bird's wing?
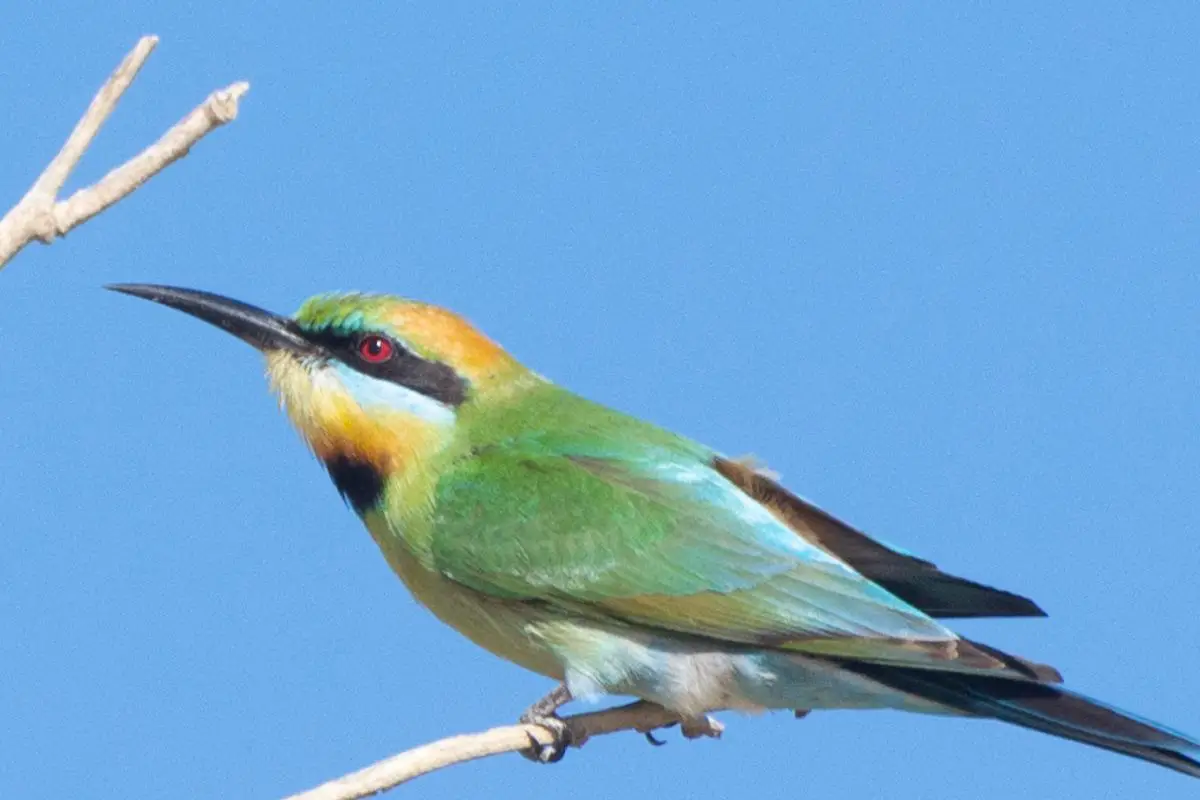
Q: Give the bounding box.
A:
[712,456,1046,619]
[427,433,1036,675]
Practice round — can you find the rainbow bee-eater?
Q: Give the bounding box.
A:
[109,283,1199,777]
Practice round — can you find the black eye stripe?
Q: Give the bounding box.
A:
[304,329,468,407]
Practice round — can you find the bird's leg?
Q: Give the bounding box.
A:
[522,683,572,719]
[519,683,575,764]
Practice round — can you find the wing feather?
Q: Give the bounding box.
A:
[426,388,1044,676]
[429,441,1027,673]
[713,457,1046,619]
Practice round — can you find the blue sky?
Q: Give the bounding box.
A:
[2,4,1198,798]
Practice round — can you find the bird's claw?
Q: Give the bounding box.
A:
[644,729,669,746]
[637,714,724,746]
[520,714,574,764]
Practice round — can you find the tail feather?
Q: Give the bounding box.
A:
[842,661,1200,778]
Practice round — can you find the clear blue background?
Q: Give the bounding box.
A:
[2,4,1198,798]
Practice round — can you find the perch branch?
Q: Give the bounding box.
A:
[0,34,249,270]
[284,700,725,800]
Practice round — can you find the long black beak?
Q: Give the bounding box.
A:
[106,284,317,355]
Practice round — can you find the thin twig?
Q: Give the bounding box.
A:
[284,701,725,800]
[0,35,249,270]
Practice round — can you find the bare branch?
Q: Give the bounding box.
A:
[284,701,725,800]
[0,35,249,270]
[52,81,249,233]
[29,35,159,201]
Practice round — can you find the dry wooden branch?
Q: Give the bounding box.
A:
[0,35,249,270]
[284,701,725,800]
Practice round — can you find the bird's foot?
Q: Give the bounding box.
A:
[680,714,725,740]
[520,714,575,763]
[635,711,724,746]
[519,683,574,764]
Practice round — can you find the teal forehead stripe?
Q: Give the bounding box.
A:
[296,294,393,332]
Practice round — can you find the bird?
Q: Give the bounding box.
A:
[108,282,1199,778]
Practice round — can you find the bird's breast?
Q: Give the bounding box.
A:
[358,508,566,679]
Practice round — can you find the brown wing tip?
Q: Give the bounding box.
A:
[963,638,1065,683]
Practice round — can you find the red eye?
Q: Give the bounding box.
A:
[357,335,394,363]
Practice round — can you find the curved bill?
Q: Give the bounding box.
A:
[106,283,318,355]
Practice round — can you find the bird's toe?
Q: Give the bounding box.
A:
[679,714,724,740]
[519,714,574,764]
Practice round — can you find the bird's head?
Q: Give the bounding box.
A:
[109,284,530,509]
